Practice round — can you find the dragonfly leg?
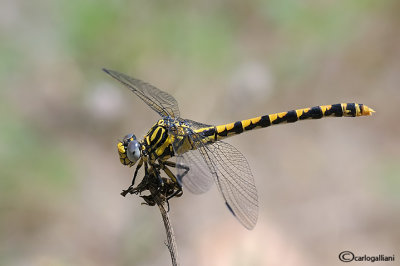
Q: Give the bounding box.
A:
[166,187,183,201]
[131,158,143,186]
[163,160,190,184]
[121,159,145,197]
[157,161,184,200]
[150,163,164,186]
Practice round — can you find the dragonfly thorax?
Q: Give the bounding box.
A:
[117,133,142,166]
[143,119,176,161]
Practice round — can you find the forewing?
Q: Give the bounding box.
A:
[103,69,180,118]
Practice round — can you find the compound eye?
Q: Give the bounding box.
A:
[127,140,141,163]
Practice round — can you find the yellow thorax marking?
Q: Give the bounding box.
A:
[155,134,173,156]
[151,127,162,142]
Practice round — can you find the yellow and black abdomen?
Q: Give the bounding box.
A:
[196,103,375,142]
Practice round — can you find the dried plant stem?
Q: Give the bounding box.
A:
[154,196,179,266]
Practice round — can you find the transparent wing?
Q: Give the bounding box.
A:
[170,120,258,229]
[176,150,214,194]
[169,118,214,193]
[103,68,180,118]
[182,118,213,129]
[174,119,215,193]
[197,141,258,230]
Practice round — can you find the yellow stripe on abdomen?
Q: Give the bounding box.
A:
[195,103,374,142]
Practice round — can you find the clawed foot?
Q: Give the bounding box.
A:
[120,174,182,209]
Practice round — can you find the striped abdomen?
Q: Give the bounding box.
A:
[196,103,375,142]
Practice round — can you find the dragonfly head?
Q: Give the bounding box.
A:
[117,134,142,166]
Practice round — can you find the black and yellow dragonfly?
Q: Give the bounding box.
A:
[104,68,374,229]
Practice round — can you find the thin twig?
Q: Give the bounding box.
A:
[154,196,179,266]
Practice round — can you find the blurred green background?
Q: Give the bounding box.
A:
[1,0,399,265]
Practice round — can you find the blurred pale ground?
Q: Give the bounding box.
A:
[0,0,399,265]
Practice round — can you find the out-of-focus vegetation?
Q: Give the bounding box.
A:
[1,0,399,265]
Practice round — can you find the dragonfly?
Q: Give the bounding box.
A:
[104,68,375,229]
